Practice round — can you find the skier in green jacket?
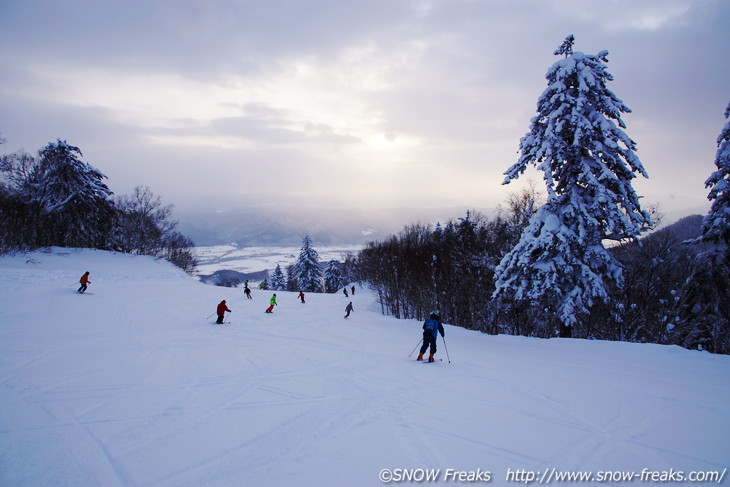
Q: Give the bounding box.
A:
[265,294,277,313]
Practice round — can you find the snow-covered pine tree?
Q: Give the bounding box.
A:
[285,264,297,291]
[672,101,730,354]
[493,36,653,337]
[270,263,287,291]
[22,140,114,248]
[324,259,344,293]
[699,101,730,246]
[292,234,323,292]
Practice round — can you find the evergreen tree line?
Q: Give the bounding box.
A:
[0,138,197,274]
[263,234,358,294]
[355,205,729,354]
[355,188,534,331]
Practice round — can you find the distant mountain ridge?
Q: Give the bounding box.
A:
[647,214,703,242]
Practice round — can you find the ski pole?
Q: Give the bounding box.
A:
[206,312,215,319]
[442,335,451,363]
[409,338,423,357]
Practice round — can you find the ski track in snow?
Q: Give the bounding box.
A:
[1,248,729,486]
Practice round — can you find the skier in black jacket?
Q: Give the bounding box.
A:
[344,301,353,318]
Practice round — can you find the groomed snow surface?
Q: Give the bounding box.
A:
[1,248,728,487]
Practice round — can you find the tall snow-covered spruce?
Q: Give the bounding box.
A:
[22,139,114,249]
[324,259,344,293]
[671,101,730,354]
[493,36,653,336]
[699,101,730,245]
[292,234,324,292]
[269,263,287,291]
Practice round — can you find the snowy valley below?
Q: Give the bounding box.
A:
[1,248,728,486]
[195,244,362,283]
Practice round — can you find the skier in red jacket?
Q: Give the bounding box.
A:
[78,272,90,293]
[216,300,231,324]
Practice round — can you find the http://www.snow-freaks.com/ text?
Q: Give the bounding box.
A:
[378,467,727,484]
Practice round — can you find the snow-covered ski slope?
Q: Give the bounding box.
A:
[1,248,728,487]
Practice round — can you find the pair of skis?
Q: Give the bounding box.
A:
[409,337,451,363]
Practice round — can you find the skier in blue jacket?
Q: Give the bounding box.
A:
[417,312,444,362]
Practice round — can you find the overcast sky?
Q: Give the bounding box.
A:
[1,0,728,217]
